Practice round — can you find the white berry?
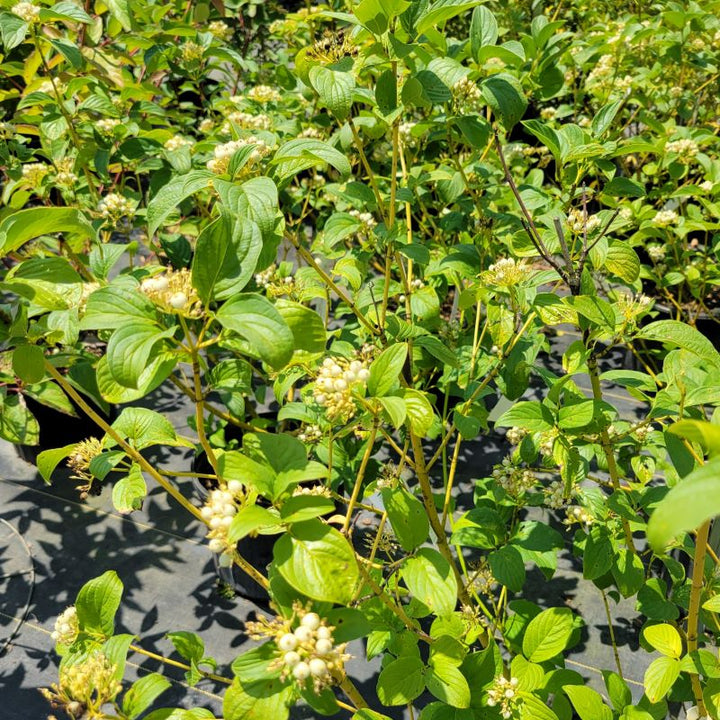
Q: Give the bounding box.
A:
[316,626,332,641]
[294,625,313,642]
[309,658,328,676]
[301,613,321,630]
[293,661,310,680]
[169,291,188,309]
[283,651,300,667]
[278,633,298,652]
[315,638,333,655]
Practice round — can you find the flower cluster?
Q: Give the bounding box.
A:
[647,244,666,262]
[247,606,350,694]
[654,209,678,227]
[483,258,531,287]
[452,76,483,114]
[12,1,40,22]
[293,484,332,499]
[469,560,496,596]
[586,54,633,94]
[96,118,122,136]
[41,652,121,719]
[568,208,602,235]
[247,85,281,103]
[297,424,323,444]
[313,356,370,421]
[565,505,594,527]
[633,423,654,443]
[254,264,295,296]
[140,268,202,316]
[348,209,377,242]
[97,193,135,223]
[543,479,568,509]
[164,134,194,151]
[21,162,49,186]
[54,158,78,187]
[486,675,520,719]
[206,137,271,175]
[506,426,527,446]
[538,429,558,457]
[616,292,652,324]
[67,437,104,497]
[399,121,416,145]
[221,111,272,134]
[665,138,699,163]
[375,463,400,491]
[201,482,243,565]
[51,606,79,645]
[208,20,233,41]
[181,41,205,64]
[491,458,536,497]
[308,30,357,65]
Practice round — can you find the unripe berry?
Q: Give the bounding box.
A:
[283,651,300,667]
[201,506,214,520]
[278,633,298,652]
[228,480,243,494]
[309,658,328,676]
[357,368,370,382]
[294,625,313,642]
[292,661,310,680]
[169,291,188,309]
[208,538,225,553]
[315,638,333,656]
[301,612,321,630]
[155,276,169,291]
[316,626,332,641]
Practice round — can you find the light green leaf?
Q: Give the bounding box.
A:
[123,674,171,719]
[223,677,292,720]
[592,101,623,137]
[106,323,175,389]
[637,320,720,367]
[522,607,575,663]
[80,281,158,330]
[112,464,146,514]
[494,401,555,432]
[403,388,435,435]
[425,658,470,708]
[563,686,613,720]
[12,345,45,384]
[669,420,720,457]
[643,656,680,703]
[110,407,193,450]
[382,486,429,552]
[368,343,408,397]
[75,570,123,638]
[0,392,40,445]
[0,13,28,51]
[309,66,355,121]
[605,243,640,283]
[216,294,294,370]
[36,443,78,484]
[377,656,425,705]
[643,625,682,659]
[272,139,351,184]
[273,519,358,604]
[481,73,527,130]
[416,0,482,34]
[647,456,720,551]
[106,0,132,30]
[0,207,95,257]
[402,548,457,616]
[276,301,327,362]
[470,5,498,58]
[147,171,213,238]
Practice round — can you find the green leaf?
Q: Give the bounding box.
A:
[216,294,294,370]
[648,456,720,551]
[564,295,617,331]
[669,420,720,457]
[522,120,562,160]
[425,658,471,708]
[223,677,291,720]
[40,1,92,23]
[123,674,171,719]
[416,0,482,34]
[519,693,560,720]
[0,13,28,51]
[643,656,679,703]
[602,177,646,198]
[36,444,78,484]
[273,519,358,604]
[402,548,457,616]
[376,656,425,705]
[637,320,720,367]
[309,66,355,121]
[0,392,40,445]
[0,207,95,257]
[583,526,613,580]
[522,607,575,663]
[106,323,175,389]
[403,388,435,435]
[368,343,408,397]
[643,625,682,659]
[592,101,623,137]
[279,495,334,524]
[80,282,158,330]
[106,0,132,30]
[470,6,498,58]
[611,549,645,598]
[276,301,327,362]
[12,345,45,384]
[272,139,351,184]
[191,214,260,303]
[605,243,640,283]
[375,68,398,116]
[481,74,527,130]
[111,407,193,450]
[494,401,555,432]
[489,545,526,592]
[50,39,83,69]
[147,170,213,238]
[379,396,407,428]
[112,464,147,514]
[75,570,123,638]
[563,686,613,720]
[382,486,429,552]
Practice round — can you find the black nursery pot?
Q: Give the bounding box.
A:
[192,440,275,603]
[17,393,115,466]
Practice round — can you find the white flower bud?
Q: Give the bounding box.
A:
[293,661,311,680]
[278,633,298,652]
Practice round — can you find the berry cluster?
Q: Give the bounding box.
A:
[201,481,244,566]
[567,208,602,235]
[313,357,370,421]
[207,137,271,175]
[484,258,531,287]
[140,268,201,317]
[491,458,536,497]
[486,675,520,719]
[97,192,135,223]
